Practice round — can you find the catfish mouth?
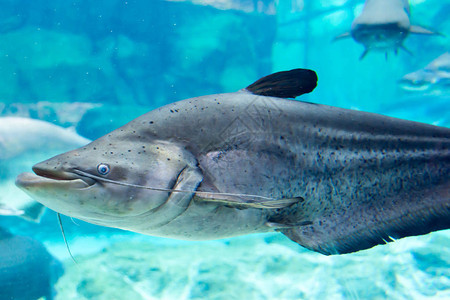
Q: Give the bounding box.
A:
[26,164,96,188]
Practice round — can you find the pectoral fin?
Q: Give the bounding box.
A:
[266,220,313,230]
[333,32,351,41]
[21,201,46,222]
[409,25,440,35]
[147,166,203,229]
[195,193,303,209]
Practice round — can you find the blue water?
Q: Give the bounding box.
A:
[0,0,449,299]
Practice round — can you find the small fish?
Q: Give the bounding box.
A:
[335,0,439,60]
[399,52,450,93]
[16,69,449,255]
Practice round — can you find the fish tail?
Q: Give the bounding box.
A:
[281,180,449,255]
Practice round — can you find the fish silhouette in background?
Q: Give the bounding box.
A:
[399,52,450,94]
[0,117,90,161]
[0,117,90,222]
[335,0,440,60]
[164,0,278,14]
[0,227,63,300]
[16,69,449,255]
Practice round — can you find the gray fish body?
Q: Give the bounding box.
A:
[16,70,449,255]
[114,91,450,240]
[0,228,63,300]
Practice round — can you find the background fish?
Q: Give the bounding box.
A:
[335,0,439,59]
[0,117,90,160]
[399,51,450,94]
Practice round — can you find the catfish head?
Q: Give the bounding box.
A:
[16,136,201,228]
[351,23,409,53]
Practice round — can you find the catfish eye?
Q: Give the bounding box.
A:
[97,163,110,175]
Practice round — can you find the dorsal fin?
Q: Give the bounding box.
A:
[245,68,317,98]
[409,25,440,35]
[333,32,351,41]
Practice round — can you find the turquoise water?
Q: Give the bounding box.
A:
[0,0,449,299]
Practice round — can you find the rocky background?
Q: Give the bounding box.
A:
[0,0,276,138]
[55,230,450,300]
[0,0,448,138]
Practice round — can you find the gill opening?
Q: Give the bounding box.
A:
[72,169,275,202]
[57,213,77,264]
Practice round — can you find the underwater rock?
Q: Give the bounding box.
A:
[0,102,99,128]
[0,1,27,34]
[166,4,275,98]
[76,104,151,140]
[0,1,275,107]
[0,227,63,300]
[0,27,104,103]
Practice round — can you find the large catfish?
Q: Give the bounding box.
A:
[16,69,449,255]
